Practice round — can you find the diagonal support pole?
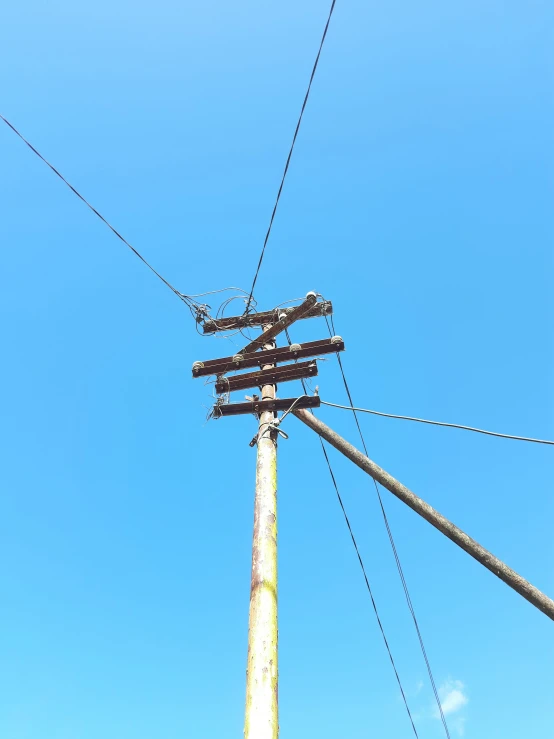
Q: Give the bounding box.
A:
[294,409,554,621]
[238,292,318,355]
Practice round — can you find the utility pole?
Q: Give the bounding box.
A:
[244,326,278,739]
[191,290,553,737]
[191,292,338,737]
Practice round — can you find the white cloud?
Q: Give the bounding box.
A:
[440,679,468,715]
[434,679,468,736]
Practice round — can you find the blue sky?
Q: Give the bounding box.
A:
[1,1,553,737]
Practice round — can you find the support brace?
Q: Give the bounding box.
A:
[294,408,554,622]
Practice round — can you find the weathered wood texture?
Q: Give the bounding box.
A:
[214,361,317,394]
[191,337,344,378]
[202,300,332,334]
[294,409,554,622]
[238,293,319,354]
[244,327,278,739]
[215,396,320,417]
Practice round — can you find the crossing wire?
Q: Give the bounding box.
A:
[285,329,420,737]
[0,113,205,319]
[320,400,554,446]
[244,0,338,314]
[318,438,420,738]
[324,316,452,739]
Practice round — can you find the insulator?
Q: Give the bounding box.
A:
[330,335,343,344]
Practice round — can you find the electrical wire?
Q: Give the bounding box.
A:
[324,316,452,739]
[0,112,205,316]
[197,293,261,339]
[318,439,420,738]
[243,0,338,313]
[254,394,308,445]
[284,329,420,736]
[188,286,251,299]
[320,401,554,447]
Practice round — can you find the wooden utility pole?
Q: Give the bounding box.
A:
[192,290,553,737]
[294,409,554,621]
[190,290,553,739]
[191,293,337,738]
[245,327,279,739]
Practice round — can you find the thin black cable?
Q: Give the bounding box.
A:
[244,0,338,313]
[318,439,419,738]
[324,317,451,738]
[320,401,554,447]
[0,113,198,310]
[285,329,419,736]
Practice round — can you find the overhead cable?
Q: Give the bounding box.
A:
[320,401,554,447]
[0,113,206,319]
[243,0,338,313]
[325,316,452,739]
[285,330,420,736]
[318,439,420,738]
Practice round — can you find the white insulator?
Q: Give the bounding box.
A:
[192,361,205,371]
[330,335,343,344]
[306,291,317,302]
[233,354,244,364]
[289,343,302,352]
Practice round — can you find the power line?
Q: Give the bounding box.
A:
[324,316,452,739]
[244,0,338,313]
[320,401,554,447]
[0,113,203,317]
[318,439,420,738]
[285,329,420,736]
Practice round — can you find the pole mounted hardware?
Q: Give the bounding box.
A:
[201,298,333,334]
[214,361,318,395]
[238,291,318,354]
[214,395,321,417]
[190,292,340,420]
[191,337,344,378]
